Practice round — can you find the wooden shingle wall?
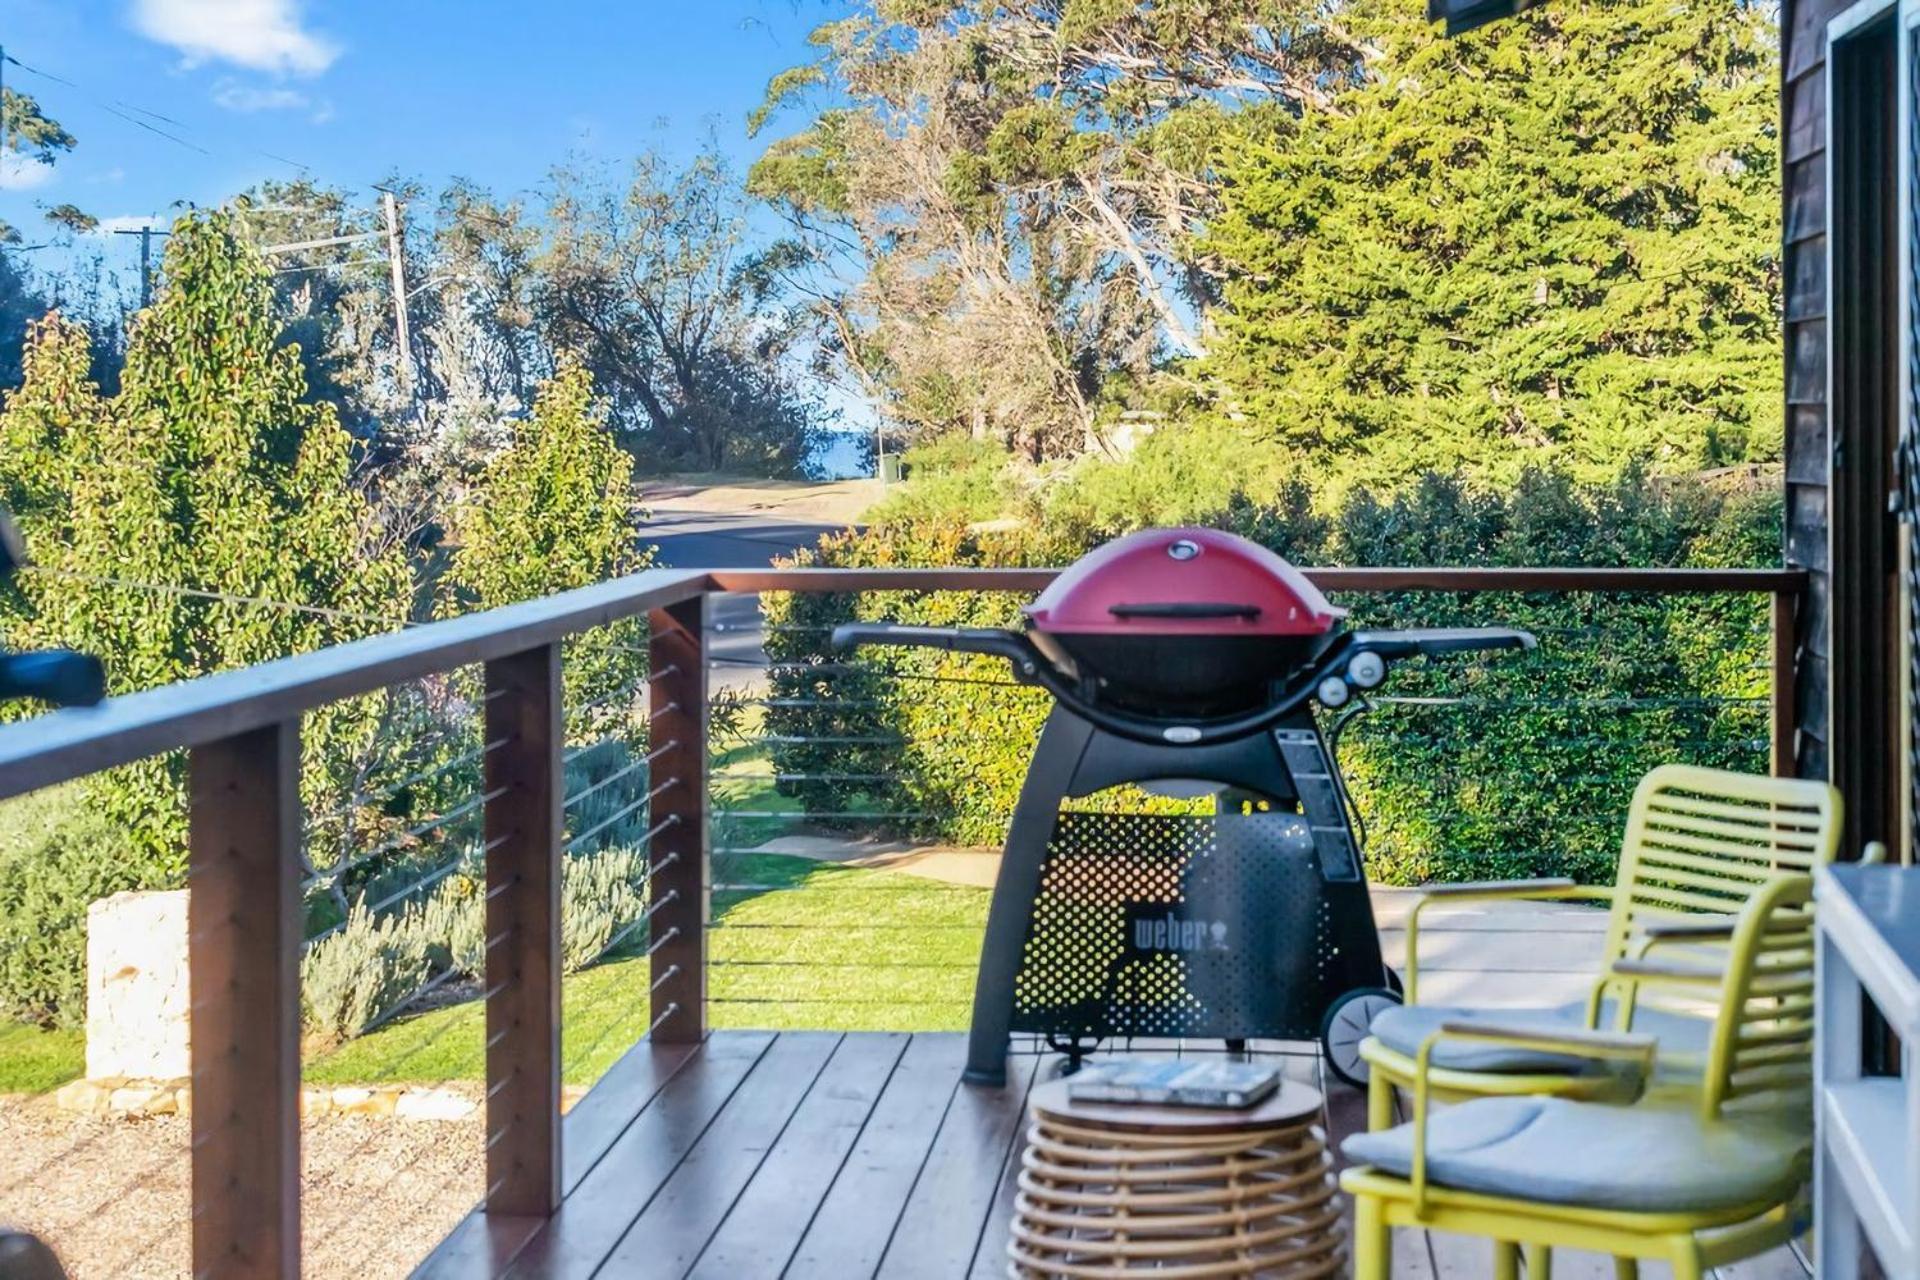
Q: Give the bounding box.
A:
[1784,0,1842,780]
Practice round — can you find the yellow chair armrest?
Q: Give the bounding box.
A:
[1417,877,1582,899]
[1403,880,1612,1004]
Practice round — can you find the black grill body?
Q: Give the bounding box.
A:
[965,703,1386,1085]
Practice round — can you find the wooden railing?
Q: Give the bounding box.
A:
[0,564,1805,1275]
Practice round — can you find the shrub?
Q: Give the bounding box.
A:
[301,902,435,1045]
[763,466,1780,884]
[0,786,172,1028]
[299,844,651,1043]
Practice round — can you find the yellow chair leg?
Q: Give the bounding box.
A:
[1524,1242,1551,1278]
[1494,1241,1520,1280]
[1352,1194,1389,1280]
[1367,1067,1394,1130]
[1612,1259,1639,1280]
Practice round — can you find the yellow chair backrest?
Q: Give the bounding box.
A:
[1698,873,1817,1119]
[1599,764,1841,973]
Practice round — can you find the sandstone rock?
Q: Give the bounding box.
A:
[54,1078,112,1116]
[85,890,191,1081]
[301,1088,333,1117]
[334,1087,399,1117]
[108,1084,176,1116]
[394,1088,475,1121]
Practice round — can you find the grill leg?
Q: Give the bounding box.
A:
[966,709,1094,1087]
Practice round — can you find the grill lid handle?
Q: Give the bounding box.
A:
[1105,601,1262,620]
[1347,627,1537,657]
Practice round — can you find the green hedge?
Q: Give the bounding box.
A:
[762,469,1779,884]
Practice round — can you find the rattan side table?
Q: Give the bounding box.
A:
[1008,1076,1344,1278]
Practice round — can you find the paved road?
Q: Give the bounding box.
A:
[640,506,852,689]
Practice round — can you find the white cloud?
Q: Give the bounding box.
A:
[130,0,339,76]
[212,79,310,112]
[0,154,56,192]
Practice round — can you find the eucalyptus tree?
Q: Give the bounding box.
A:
[748,0,1364,459]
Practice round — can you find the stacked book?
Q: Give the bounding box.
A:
[1066,1059,1280,1109]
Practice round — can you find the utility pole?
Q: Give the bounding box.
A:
[382,191,412,396]
[113,226,169,309]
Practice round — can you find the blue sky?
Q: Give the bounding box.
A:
[2,0,839,241]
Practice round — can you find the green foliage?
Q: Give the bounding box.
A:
[444,361,641,610]
[766,468,1779,882]
[0,212,414,871]
[0,786,171,1028]
[300,902,435,1047]
[1202,0,1781,485]
[300,846,651,1043]
[863,436,1028,525]
[443,359,650,728]
[0,88,77,165]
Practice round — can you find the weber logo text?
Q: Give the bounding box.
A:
[1134,914,1229,952]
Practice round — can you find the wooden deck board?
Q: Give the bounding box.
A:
[879,1052,1042,1278]
[598,1032,842,1278]
[499,1032,773,1279]
[424,1029,1809,1280]
[687,1032,910,1279]
[781,1034,972,1280]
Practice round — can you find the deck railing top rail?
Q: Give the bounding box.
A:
[0,564,1804,805]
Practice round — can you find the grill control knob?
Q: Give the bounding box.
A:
[1348,651,1387,689]
[1317,675,1351,708]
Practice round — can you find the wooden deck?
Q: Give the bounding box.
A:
[416,1027,1809,1280]
[412,891,1808,1279]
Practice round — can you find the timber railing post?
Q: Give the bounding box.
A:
[189,720,302,1278]
[482,644,563,1217]
[647,594,709,1043]
[1773,588,1800,778]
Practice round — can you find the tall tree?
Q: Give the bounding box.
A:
[539,152,826,475]
[1202,0,1781,485]
[441,359,649,729]
[0,211,412,866]
[749,0,1360,459]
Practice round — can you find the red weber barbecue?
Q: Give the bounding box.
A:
[835,527,1535,1086]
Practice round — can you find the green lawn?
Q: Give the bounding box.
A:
[0,718,984,1095]
[0,1022,84,1094]
[305,852,985,1088]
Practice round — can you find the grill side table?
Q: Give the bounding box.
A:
[1008,1076,1345,1278]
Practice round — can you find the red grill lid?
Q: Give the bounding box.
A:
[1025,527,1345,637]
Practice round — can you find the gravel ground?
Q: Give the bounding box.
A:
[0,1091,486,1279]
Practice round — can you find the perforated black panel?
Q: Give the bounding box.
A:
[1008,809,1384,1042]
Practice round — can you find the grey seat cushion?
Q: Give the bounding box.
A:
[1341,1095,1808,1213]
[1368,1000,1714,1073]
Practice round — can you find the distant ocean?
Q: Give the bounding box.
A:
[811,431,873,480]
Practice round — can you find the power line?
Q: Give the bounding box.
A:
[3,49,310,172]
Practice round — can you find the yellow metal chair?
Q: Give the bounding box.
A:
[1359,765,1843,1129]
[1342,872,1817,1280]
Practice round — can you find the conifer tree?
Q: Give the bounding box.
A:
[442,359,648,734]
[1202,0,1781,485]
